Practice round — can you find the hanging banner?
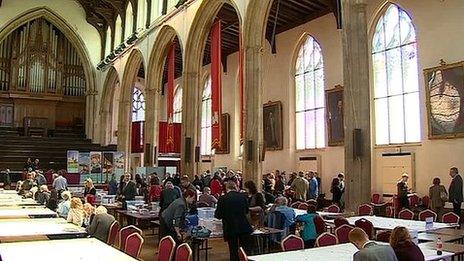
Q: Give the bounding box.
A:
[66,150,79,174]
[166,43,176,153]
[211,20,223,150]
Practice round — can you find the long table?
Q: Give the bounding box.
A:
[0,238,137,261]
[0,207,57,219]
[293,208,346,219]
[0,218,87,242]
[248,242,454,261]
[326,216,456,232]
[0,198,40,207]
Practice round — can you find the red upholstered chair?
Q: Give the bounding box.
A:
[357,204,373,216]
[298,203,309,210]
[315,232,338,247]
[291,202,300,208]
[158,236,176,261]
[376,230,392,243]
[421,196,431,209]
[238,247,249,261]
[442,212,460,224]
[371,193,382,204]
[314,215,327,235]
[119,225,143,250]
[175,243,192,261]
[281,235,304,251]
[335,224,353,244]
[386,206,395,218]
[334,217,349,228]
[409,194,420,207]
[418,209,437,221]
[398,209,414,220]
[124,232,144,259]
[107,221,120,246]
[355,218,374,240]
[327,204,340,213]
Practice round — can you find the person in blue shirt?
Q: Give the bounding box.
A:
[307,171,319,200]
[296,204,318,248]
[274,197,296,228]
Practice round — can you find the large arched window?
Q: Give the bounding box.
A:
[105,27,112,56]
[372,4,420,145]
[124,2,134,39]
[136,0,147,30]
[132,87,145,122]
[173,84,182,123]
[114,15,122,45]
[201,76,212,155]
[295,35,325,150]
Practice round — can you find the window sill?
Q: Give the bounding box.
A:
[374,142,422,149]
[295,148,327,153]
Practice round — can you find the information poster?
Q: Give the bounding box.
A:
[113,151,126,181]
[66,150,79,173]
[78,152,90,175]
[103,152,114,183]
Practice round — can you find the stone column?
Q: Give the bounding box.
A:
[117,100,131,170]
[242,45,264,187]
[144,87,161,166]
[100,108,111,145]
[341,0,372,211]
[181,72,200,178]
[85,91,96,140]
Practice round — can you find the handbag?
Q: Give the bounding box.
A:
[191,226,211,238]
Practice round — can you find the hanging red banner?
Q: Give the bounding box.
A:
[166,42,176,153]
[211,20,222,151]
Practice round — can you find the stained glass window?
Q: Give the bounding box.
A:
[295,35,326,150]
[132,87,145,122]
[372,4,420,145]
[201,76,212,155]
[173,84,182,123]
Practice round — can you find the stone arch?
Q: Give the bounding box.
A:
[0,6,97,139]
[182,0,242,176]
[145,25,184,166]
[100,67,120,145]
[118,49,145,169]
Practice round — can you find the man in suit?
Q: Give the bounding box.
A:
[86,206,116,242]
[215,181,253,261]
[449,167,463,216]
[349,228,398,261]
[121,173,137,210]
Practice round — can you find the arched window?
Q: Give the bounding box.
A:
[105,27,112,56]
[132,87,145,122]
[125,2,134,39]
[201,76,212,155]
[173,84,182,123]
[136,0,147,30]
[115,15,122,45]
[372,4,420,145]
[295,35,325,150]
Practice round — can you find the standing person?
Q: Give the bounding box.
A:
[117,174,126,196]
[349,228,398,261]
[32,159,40,171]
[120,173,137,210]
[84,178,96,197]
[201,170,212,188]
[307,172,318,200]
[52,170,68,197]
[397,173,410,210]
[244,180,266,209]
[135,174,148,197]
[192,175,204,190]
[291,172,309,201]
[159,181,180,212]
[331,177,342,206]
[338,173,346,209]
[429,177,448,220]
[108,174,118,195]
[215,181,253,261]
[449,167,463,216]
[210,173,223,197]
[159,190,196,244]
[389,226,424,261]
[149,176,163,202]
[314,172,322,195]
[274,174,285,196]
[24,158,33,170]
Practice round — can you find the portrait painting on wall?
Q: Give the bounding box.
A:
[216,113,230,154]
[424,61,464,139]
[326,85,344,146]
[263,101,283,151]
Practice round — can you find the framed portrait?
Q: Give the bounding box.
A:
[216,113,230,154]
[263,101,283,151]
[424,61,464,139]
[326,85,344,146]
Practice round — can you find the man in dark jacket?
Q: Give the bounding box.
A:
[86,206,116,242]
[215,181,253,261]
[449,167,463,216]
[120,173,137,209]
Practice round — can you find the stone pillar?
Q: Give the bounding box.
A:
[85,91,96,140]
[341,0,372,211]
[242,45,264,188]
[181,72,200,178]
[144,87,160,166]
[100,108,111,145]
[117,100,131,170]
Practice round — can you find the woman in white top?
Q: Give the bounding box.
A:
[67,197,84,226]
[57,191,71,217]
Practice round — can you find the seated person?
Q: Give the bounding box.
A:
[349,227,398,261]
[67,197,84,226]
[35,185,51,205]
[272,196,296,228]
[198,187,218,207]
[57,191,72,217]
[19,172,36,195]
[84,178,96,197]
[295,205,318,248]
[86,206,115,242]
[83,203,95,227]
[390,226,424,261]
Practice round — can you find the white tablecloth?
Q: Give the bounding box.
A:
[0,238,137,261]
[326,216,455,232]
[249,243,453,261]
[0,198,39,207]
[293,208,344,218]
[0,207,57,218]
[0,218,85,237]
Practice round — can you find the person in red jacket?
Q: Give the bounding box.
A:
[210,173,223,197]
